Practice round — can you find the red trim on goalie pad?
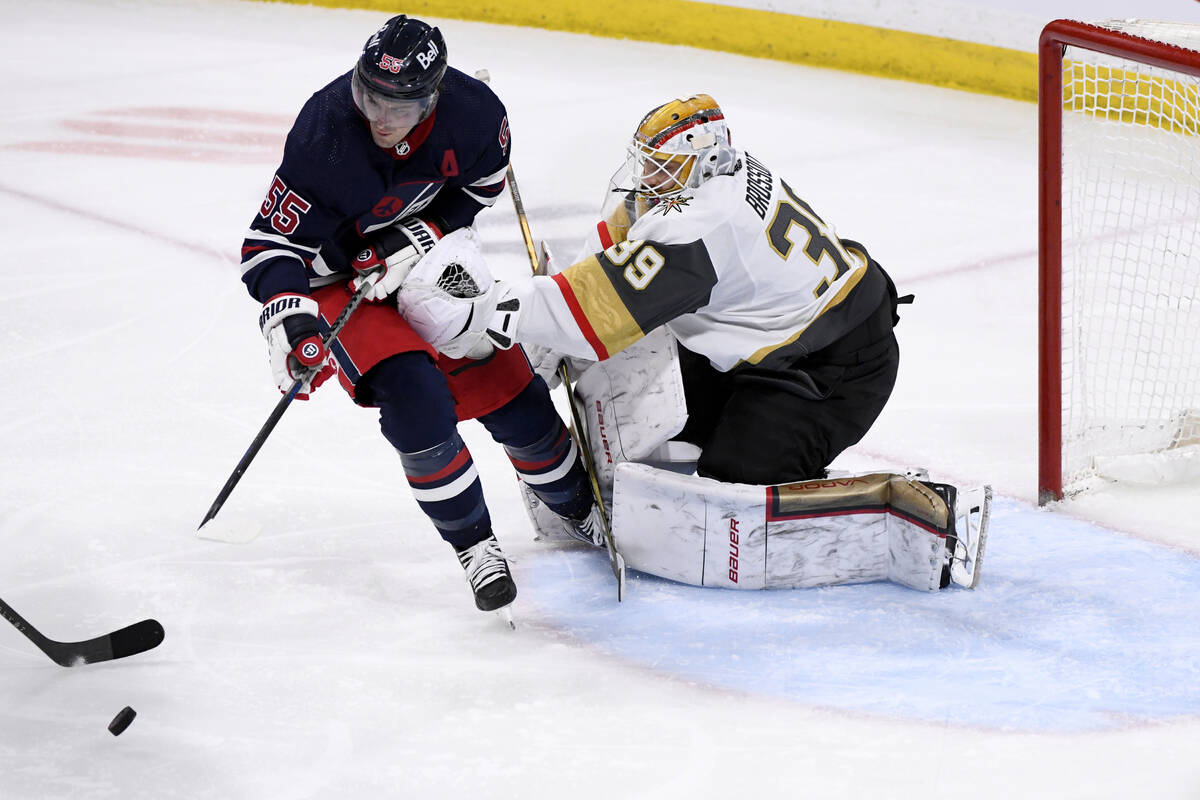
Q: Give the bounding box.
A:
[311,283,533,420]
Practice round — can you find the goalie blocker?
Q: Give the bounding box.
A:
[521,328,990,592]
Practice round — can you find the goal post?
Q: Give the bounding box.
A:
[1039,19,1200,503]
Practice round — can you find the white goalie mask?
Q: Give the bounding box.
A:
[605,93,738,222]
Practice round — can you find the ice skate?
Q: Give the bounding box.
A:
[947,485,991,589]
[921,481,991,589]
[519,481,605,547]
[454,534,517,624]
[566,501,607,547]
[520,482,625,599]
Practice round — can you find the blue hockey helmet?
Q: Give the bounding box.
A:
[352,15,447,127]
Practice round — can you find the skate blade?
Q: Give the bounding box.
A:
[950,486,991,589]
[495,605,516,631]
[614,551,627,601]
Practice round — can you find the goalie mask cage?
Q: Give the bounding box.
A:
[1039,19,1200,504]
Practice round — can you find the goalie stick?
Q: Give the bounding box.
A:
[198,273,380,531]
[475,69,627,601]
[0,595,164,667]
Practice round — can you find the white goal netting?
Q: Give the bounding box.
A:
[1058,20,1200,492]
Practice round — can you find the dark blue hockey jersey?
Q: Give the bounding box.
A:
[241,66,510,302]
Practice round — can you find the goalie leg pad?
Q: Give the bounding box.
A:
[572,328,689,500]
[611,465,956,591]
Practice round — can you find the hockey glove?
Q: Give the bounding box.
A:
[522,342,565,389]
[404,281,521,359]
[397,229,521,359]
[350,218,442,302]
[259,293,334,400]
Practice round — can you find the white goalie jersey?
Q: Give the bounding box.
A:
[509,150,891,371]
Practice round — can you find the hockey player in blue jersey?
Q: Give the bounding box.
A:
[240,15,603,618]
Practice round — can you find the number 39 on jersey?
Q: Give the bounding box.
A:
[603,239,666,291]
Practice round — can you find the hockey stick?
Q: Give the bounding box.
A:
[475,69,626,600]
[198,274,379,530]
[0,595,164,667]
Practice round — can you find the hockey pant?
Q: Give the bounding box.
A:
[311,280,531,418]
[675,292,899,483]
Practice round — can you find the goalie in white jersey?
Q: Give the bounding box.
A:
[403,93,902,485]
[399,95,989,592]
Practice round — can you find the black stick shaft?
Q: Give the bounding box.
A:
[1,595,164,667]
[0,595,55,654]
[198,278,376,529]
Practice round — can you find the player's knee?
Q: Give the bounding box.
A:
[367,353,459,451]
[478,374,557,447]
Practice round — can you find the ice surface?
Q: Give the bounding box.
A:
[1,1,1198,798]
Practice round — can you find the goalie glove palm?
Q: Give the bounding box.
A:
[403,282,522,359]
[398,229,522,359]
[351,218,441,302]
[259,293,334,400]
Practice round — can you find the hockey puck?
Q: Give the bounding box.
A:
[108,706,136,736]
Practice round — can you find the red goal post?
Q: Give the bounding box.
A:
[1039,20,1200,503]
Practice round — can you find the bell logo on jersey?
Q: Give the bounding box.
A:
[415,39,440,69]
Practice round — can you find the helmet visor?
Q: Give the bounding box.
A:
[352,69,437,128]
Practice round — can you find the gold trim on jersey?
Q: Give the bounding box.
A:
[561,255,646,355]
[738,253,870,367]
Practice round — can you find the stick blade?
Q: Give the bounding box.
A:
[197,518,263,544]
[54,618,166,667]
[108,618,165,661]
[612,551,626,601]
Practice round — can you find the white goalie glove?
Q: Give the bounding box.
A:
[396,228,522,359]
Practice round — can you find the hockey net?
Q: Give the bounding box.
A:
[1039,19,1200,503]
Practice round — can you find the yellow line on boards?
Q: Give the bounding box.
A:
[255,0,1038,101]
